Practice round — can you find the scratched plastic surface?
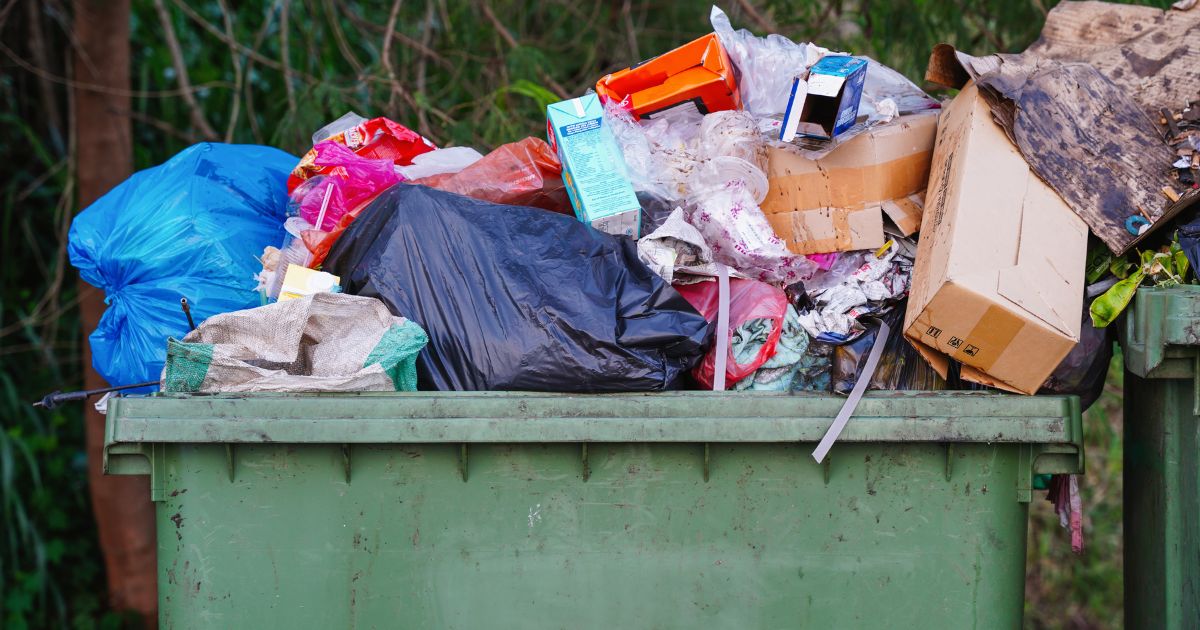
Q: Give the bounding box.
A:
[104,391,1083,628]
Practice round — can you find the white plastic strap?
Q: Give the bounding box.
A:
[304,183,336,268]
[713,263,731,391]
[314,182,334,231]
[812,317,891,463]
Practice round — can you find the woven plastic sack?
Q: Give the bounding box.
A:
[161,293,428,393]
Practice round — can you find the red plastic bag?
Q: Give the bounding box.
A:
[675,278,788,389]
[415,137,572,214]
[289,117,435,192]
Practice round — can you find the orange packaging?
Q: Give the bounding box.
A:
[596,33,741,120]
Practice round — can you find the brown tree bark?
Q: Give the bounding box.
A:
[72,0,158,625]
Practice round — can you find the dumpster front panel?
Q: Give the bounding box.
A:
[104,392,1081,629]
[155,441,1029,629]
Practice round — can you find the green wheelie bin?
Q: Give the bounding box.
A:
[1121,285,1200,629]
[104,391,1083,628]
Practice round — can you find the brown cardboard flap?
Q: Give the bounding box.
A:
[1027,1,1200,119]
[765,206,885,255]
[880,193,924,236]
[907,334,1028,395]
[994,176,1087,337]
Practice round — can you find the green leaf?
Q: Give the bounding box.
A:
[1090,267,1146,328]
[500,80,560,112]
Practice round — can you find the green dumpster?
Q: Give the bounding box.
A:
[104,391,1082,628]
[1120,285,1200,629]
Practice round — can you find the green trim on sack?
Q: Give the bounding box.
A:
[364,321,429,391]
[162,338,215,393]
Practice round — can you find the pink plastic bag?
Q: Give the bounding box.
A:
[294,142,401,231]
[675,278,788,389]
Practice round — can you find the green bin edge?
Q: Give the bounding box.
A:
[105,391,1085,628]
[104,390,1084,500]
[1120,285,1200,630]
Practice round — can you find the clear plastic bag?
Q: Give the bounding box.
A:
[603,99,702,201]
[710,5,827,119]
[685,174,815,285]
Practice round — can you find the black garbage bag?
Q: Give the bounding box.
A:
[1038,299,1112,411]
[1180,212,1200,277]
[324,185,710,391]
[832,303,946,394]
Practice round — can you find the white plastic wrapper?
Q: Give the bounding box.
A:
[686,175,816,285]
[797,244,912,341]
[395,146,484,180]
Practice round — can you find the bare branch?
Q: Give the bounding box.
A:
[0,40,234,97]
[734,0,776,33]
[280,0,296,112]
[152,0,219,140]
[478,0,569,99]
[217,0,243,142]
[381,0,404,115]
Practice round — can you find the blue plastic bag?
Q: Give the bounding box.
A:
[69,143,295,390]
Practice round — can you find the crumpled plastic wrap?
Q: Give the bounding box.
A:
[396,146,483,180]
[686,176,816,285]
[796,243,912,343]
[683,110,816,285]
[711,6,936,124]
[605,100,702,201]
[414,137,572,214]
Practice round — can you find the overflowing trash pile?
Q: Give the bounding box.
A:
[64,1,1200,550]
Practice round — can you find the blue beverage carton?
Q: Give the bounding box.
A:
[547,94,641,238]
[780,56,868,142]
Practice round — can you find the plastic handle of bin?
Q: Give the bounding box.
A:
[811,316,890,463]
[713,263,730,391]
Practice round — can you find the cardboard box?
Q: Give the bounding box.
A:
[780,56,867,141]
[546,94,642,237]
[902,83,1087,395]
[761,111,938,254]
[595,33,740,120]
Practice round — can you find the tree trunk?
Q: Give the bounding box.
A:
[72,0,158,625]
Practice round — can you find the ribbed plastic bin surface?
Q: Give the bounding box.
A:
[104,391,1083,629]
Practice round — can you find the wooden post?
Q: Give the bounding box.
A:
[72,0,158,625]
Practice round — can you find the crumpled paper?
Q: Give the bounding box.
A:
[796,242,912,343]
[637,207,744,284]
